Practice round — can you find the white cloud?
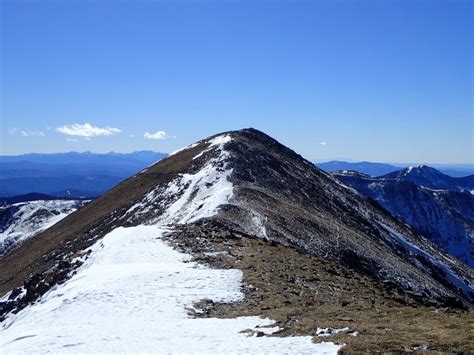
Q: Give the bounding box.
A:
[8,128,18,135]
[320,142,327,146]
[21,130,45,137]
[66,138,78,142]
[144,130,170,140]
[56,123,121,138]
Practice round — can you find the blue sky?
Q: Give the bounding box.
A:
[1,0,472,163]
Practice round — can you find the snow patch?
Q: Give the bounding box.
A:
[316,327,356,337]
[125,134,235,226]
[193,134,232,160]
[160,165,234,224]
[368,182,379,190]
[377,221,473,300]
[251,210,268,238]
[0,225,342,354]
[157,135,234,225]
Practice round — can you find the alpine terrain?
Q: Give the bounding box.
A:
[0,198,89,256]
[381,165,474,191]
[0,129,472,352]
[333,169,474,267]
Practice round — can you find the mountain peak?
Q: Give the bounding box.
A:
[111,129,474,304]
[380,164,473,191]
[1,128,472,323]
[405,164,437,174]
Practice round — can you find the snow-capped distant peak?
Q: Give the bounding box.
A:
[0,200,88,256]
[404,165,432,176]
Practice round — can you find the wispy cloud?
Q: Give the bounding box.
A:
[8,128,45,137]
[144,130,172,140]
[56,123,121,138]
[66,138,78,142]
[320,142,327,146]
[21,130,45,137]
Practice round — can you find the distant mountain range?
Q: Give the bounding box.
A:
[316,161,474,178]
[333,166,474,267]
[0,151,167,198]
[2,153,471,198]
[381,165,474,190]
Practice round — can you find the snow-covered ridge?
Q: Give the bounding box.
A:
[162,134,233,224]
[0,225,341,354]
[127,134,235,225]
[169,142,199,157]
[0,200,88,256]
[168,133,232,158]
[192,134,232,160]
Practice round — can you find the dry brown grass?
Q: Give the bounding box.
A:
[167,225,473,353]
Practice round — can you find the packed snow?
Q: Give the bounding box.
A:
[0,225,341,354]
[160,164,234,225]
[159,135,234,224]
[192,134,232,160]
[0,200,87,255]
[125,134,236,225]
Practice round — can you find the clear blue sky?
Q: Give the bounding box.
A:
[1,0,472,163]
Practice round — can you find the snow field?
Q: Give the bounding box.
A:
[1,225,341,354]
